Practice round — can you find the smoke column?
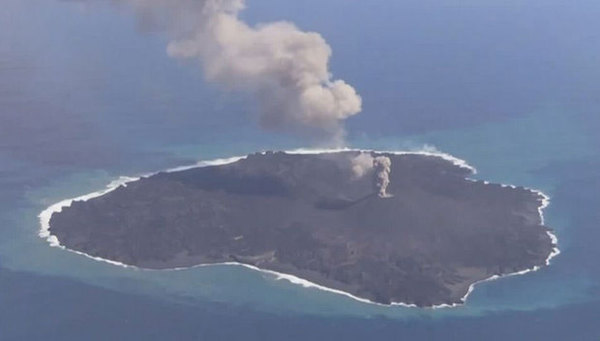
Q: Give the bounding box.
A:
[351,153,393,198]
[116,0,362,144]
[373,156,392,198]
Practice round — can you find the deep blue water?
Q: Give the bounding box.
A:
[1,0,599,340]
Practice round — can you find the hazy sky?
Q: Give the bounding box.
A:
[2,0,599,165]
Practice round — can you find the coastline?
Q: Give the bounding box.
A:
[38,148,560,309]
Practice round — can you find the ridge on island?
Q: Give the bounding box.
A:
[47,151,557,307]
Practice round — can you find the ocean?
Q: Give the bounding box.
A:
[1,0,599,339]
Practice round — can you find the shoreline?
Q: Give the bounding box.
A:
[38,148,559,309]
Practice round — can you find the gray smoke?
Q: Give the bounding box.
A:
[351,153,393,198]
[351,152,374,178]
[117,0,362,144]
[373,156,392,198]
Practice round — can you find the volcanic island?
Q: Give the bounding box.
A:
[47,151,558,307]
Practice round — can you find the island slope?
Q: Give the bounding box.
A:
[48,151,556,307]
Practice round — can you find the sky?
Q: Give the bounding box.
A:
[1,0,599,165]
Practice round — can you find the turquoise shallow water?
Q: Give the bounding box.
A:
[1,0,599,339]
[2,107,597,320]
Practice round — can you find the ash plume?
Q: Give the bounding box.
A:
[373,156,392,198]
[113,0,362,144]
[351,152,375,178]
[351,153,393,198]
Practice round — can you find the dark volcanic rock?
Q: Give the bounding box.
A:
[48,151,556,307]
